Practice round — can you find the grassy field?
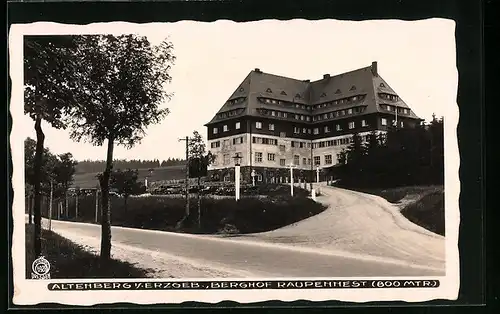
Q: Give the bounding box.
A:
[72,165,186,189]
[25,224,151,278]
[352,185,445,236]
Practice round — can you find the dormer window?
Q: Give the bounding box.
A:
[380,83,385,88]
[213,127,218,134]
[295,93,301,99]
[239,87,244,92]
[266,88,272,93]
[335,89,341,94]
[320,92,327,98]
[350,85,356,91]
[281,91,287,95]
[223,125,229,132]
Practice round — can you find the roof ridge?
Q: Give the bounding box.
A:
[251,69,311,84]
[311,65,372,83]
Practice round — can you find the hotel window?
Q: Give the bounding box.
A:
[362,119,368,127]
[325,155,333,165]
[381,118,387,126]
[314,156,321,166]
[313,128,319,135]
[291,141,296,148]
[223,154,230,165]
[233,137,243,145]
[323,114,328,119]
[235,122,241,129]
[213,127,218,134]
[307,143,311,148]
[329,112,334,118]
[306,116,311,122]
[268,153,276,162]
[324,126,330,133]
[303,158,307,165]
[280,159,286,166]
[300,115,305,121]
[308,129,312,134]
[294,127,300,134]
[308,158,312,165]
[293,155,300,166]
[280,132,286,137]
[303,128,307,134]
[348,121,355,129]
[271,111,276,116]
[299,142,304,148]
[348,109,353,114]
[400,121,404,128]
[353,96,357,101]
[223,139,230,146]
[223,125,229,132]
[211,141,220,148]
[336,124,342,131]
[255,152,263,163]
[283,112,288,118]
[269,123,275,131]
[295,114,300,120]
[403,109,408,114]
[256,122,262,129]
[279,145,286,152]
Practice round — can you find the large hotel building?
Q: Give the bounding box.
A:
[205,62,422,184]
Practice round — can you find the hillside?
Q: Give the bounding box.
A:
[71,165,186,189]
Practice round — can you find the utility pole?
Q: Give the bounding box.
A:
[179,136,190,218]
[95,187,99,223]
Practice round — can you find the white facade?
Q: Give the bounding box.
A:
[207,130,386,171]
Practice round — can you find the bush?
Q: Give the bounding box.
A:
[59,193,326,235]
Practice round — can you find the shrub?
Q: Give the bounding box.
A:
[59,193,326,235]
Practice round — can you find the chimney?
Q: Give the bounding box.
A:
[371,61,378,76]
[323,74,331,79]
[254,68,262,73]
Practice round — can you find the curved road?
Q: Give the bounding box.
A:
[39,185,445,278]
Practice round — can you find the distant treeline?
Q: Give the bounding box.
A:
[75,158,186,173]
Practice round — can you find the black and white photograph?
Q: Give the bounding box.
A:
[10,19,460,305]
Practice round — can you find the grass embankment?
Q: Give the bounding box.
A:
[52,184,327,235]
[25,224,150,279]
[349,185,445,236]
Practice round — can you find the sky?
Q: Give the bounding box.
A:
[13,19,457,161]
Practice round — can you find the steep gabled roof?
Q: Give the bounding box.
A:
[206,62,420,125]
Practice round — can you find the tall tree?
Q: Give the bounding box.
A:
[67,35,175,260]
[110,169,143,211]
[24,36,79,256]
[53,152,77,217]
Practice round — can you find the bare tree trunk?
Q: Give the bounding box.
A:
[197,175,201,229]
[100,136,114,260]
[28,192,33,224]
[75,192,79,220]
[65,188,69,218]
[33,114,45,257]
